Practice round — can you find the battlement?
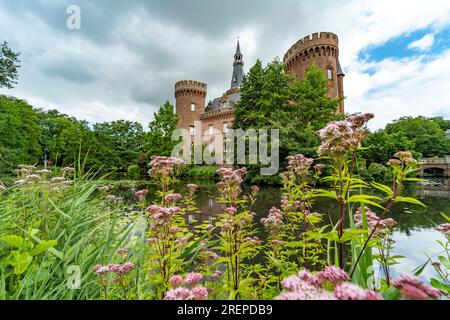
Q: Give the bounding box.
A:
[283,32,339,63]
[175,80,207,91]
[175,80,207,98]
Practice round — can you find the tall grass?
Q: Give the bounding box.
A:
[0,174,135,299]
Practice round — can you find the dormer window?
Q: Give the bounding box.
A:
[191,103,196,112]
[327,68,333,80]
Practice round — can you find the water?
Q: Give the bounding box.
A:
[112,178,449,283]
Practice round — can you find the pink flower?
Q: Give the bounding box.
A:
[118,262,134,275]
[286,154,313,176]
[169,275,185,287]
[211,270,222,280]
[187,184,198,195]
[164,287,192,300]
[191,286,208,300]
[134,189,148,202]
[334,283,371,300]
[225,206,237,215]
[164,193,183,203]
[251,185,259,194]
[108,263,121,273]
[435,223,450,236]
[316,121,359,156]
[95,266,110,275]
[149,156,185,177]
[281,275,304,291]
[393,274,442,300]
[346,113,374,129]
[184,272,203,286]
[0,185,5,191]
[260,207,284,236]
[117,248,128,256]
[316,266,350,285]
[297,270,321,287]
[170,226,180,234]
[272,239,283,246]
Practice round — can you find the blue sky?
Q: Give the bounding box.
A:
[0,0,450,130]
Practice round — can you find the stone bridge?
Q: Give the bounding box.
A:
[418,156,450,177]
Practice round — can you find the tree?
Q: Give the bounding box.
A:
[362,116,450,165]
[0,42,20,89]
[92,120,145,172]
[0,95,42,173]
[145,101,179,157]
[233,60,340,182]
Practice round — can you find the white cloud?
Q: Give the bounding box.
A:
[407,33,435,51]
[0,0,450,130]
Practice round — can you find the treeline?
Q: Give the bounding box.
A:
[0,95,178,177]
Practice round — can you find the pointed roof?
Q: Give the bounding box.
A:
[337,58,345,76]
[235,39,241,55]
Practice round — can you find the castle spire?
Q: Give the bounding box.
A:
[231,38,244,89]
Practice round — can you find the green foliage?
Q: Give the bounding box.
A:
[145,101,179,158]
[233,60,340,183]
[363,116,450,164]
[0,95,42,174]
[91,120,145,172]
[0,41,20,89]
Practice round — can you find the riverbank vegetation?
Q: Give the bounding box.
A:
[1,114,449,300]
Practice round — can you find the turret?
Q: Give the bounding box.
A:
[174,80,207,131]
[283,32,344,113]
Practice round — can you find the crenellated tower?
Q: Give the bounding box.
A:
[174,80,207,131]
[283,32,345,113]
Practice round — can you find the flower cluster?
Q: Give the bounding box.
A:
[435,223,450,236]
[392,274,442,300]
[215,167,247,201]
[276,267,382,300]
[164,193,183,204]
[134,189,148,202]
[93,262,135,276]
[186,183,198,196]
[165,273,208,300]
[316,121,359,156]
[354,207,397,237]
[347,113,374,130]
[260,207,284,236]
[148,156,185,177]
[145,204,181,227]
[286,154,313,177]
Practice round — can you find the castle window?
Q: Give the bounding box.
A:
[190,126,195,136]
[223,122,228,133]
[191,103,196,112]
[208,124,214,135]
[327,68,333,80]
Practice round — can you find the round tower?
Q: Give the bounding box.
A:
[283,32,345,113]
[174,80,207,131]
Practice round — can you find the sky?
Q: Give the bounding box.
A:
[1,0,450,130]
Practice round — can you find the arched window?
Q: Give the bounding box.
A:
[327,68,333,80]
[190,125,195,136]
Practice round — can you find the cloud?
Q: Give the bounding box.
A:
[0,0,449,130]
[407,33,435,51]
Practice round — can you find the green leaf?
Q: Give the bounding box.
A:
[30,240,57,256]
[347,194,385,210]
[0,235,25,248]
[430,278,450,294]
[311,189,338,200]
[438,255,450,270]
[413,260,429,276]
[394,196,426,207]
[371,182,393,196]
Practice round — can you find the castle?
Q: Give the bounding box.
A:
[174,32,345,139]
